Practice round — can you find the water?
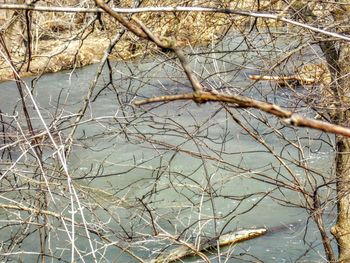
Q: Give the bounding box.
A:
[0,33,337,262]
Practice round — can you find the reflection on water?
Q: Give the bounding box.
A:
[0,33,336,262]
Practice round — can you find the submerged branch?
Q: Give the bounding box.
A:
[249,74,317,86]
[150,228,267,263]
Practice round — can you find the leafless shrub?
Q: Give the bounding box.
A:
[1,0,349,262]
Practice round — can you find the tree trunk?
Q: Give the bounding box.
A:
[330,41,350,262]
[292,2,350,258]
[332,136,350,262]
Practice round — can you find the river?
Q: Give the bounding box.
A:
[0,32,336,262]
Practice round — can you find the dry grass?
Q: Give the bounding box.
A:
[0,0,282,81]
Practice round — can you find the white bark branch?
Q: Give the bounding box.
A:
[0,4,349,42]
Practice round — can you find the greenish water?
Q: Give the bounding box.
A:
[0,33,336,262]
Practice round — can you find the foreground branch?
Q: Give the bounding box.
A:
[95,0,204,97]
[1,4,349,41]
[94,0,350,138]
[134,91,350,138]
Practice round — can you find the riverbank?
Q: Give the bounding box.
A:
[0,1,240,82]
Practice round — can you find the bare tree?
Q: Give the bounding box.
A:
[0,0,350,262]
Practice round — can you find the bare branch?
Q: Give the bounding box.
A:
[134,91,350,138]
[0,3,349,41]
[96,0,204,96]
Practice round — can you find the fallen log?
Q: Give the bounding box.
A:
[249,74,316,86]
[150,227,267,263]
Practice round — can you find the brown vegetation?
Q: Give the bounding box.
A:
[0,0,243,81]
